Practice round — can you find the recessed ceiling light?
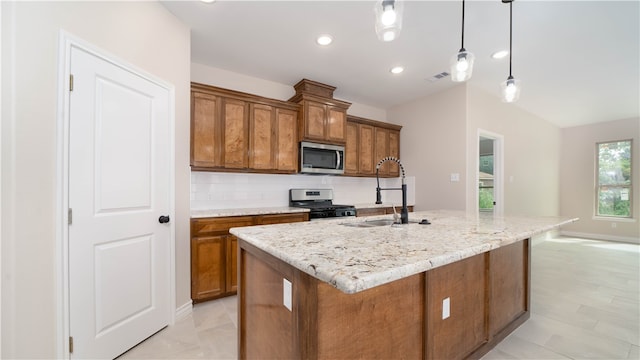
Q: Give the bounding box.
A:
[200,0,216,3]
[491,50,509,59]
[316,35,333,46]
[390,66,404,74]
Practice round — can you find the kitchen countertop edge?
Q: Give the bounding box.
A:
[230,210,579,294]
[191,206,309,218]
[191,203,415,218]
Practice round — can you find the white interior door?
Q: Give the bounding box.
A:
[68,46,171,359]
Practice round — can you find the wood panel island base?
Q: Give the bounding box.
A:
[231,211,577,359]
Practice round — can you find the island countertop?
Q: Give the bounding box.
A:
[230,210,578,294]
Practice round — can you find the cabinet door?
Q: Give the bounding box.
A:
[389,130,400,177]
[191,235,226,302]
[222,98,249,169]
[226,235,238,293]
[191,91,222,167]
[304,100,326,141]
[249,103,275,170]
[425,253,487,360]
[489,240,528,337]
[375,127,390,176]
[345,122,359,175]
[258,213,309,225]
[326,106,346,143]
[358,124,375,175]
[275,108,298,172]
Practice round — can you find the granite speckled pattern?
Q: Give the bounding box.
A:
[191,206,309,218]
[230,210,578,294]
[190,203,410,218]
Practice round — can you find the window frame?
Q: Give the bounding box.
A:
[595,139,633,219]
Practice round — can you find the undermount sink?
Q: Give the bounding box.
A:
[340,218,398,228]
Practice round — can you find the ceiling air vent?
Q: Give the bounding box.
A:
[427,71,450,82]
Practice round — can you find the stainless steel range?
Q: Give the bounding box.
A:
[289,189,356,220]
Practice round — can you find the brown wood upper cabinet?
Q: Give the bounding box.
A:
[288,79,351,144]
[346,115,402,177]
[191,82,299,173]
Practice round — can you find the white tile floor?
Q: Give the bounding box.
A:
[119,237,639,359]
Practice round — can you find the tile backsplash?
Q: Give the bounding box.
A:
[191,172,416,210]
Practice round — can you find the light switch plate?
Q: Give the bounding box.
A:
[442,297,450,319]
[283,278,292,311]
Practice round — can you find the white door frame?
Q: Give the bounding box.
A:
[55,31,176,358]
[477,129,504,216]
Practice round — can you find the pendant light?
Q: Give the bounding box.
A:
[500,0,521,102]
[450,0,475,82]
[374,0,403,42]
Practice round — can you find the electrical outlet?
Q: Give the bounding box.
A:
[450,173,460,182]
[611,222,617,228]
[442,297,450,319]
[283,278,292,311]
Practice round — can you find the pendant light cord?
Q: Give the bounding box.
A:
[461,0,466,50]
[508,1,513,78]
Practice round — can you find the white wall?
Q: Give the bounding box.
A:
[466,86,561,217]
[192,62,388,121]
[387,85,468,211]
[1,2,190,358]
[560,117,639,242]
[191,172,415,210]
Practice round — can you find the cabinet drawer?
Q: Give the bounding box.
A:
[258,213,309,225]
[356,208,387,217]
[191,216,255,236]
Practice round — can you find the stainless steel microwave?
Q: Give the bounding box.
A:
[300,141,345,175]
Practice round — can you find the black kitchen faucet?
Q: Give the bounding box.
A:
[375,157,409,224]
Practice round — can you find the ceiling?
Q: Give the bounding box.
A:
[161,0,639,128]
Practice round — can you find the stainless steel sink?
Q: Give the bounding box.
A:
[340,218,397,227]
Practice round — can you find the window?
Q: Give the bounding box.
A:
[596,140,632,218]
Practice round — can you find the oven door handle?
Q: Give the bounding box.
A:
[335,150,341,170]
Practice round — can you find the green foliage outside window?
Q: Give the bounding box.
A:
[597,140,632,217]
[479,188,494,210]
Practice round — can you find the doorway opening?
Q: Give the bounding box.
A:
[478,131,504,216]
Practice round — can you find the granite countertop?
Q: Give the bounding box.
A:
[191,206,309,218]
[229,210,578,294]
[190,203,412,218]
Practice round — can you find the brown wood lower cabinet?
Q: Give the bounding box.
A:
[356,206,414,217]
[239,238,530,359]
[191,212,308,303]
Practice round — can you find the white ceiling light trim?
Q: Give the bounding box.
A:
[491,50,509,59]
[390,66,404,74]
[316,34,333,46]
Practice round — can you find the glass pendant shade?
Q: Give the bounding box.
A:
[450,49,475,82]
[500,76,521,103]
[374,0,403,42]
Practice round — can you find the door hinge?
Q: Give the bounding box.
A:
[69,74,74,92]
[68,208,72,225]
[69,336,74,354]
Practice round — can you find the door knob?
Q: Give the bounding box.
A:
[158,215,170,224]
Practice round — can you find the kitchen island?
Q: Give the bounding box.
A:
[230,210,577,359]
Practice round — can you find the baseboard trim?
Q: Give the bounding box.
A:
[175,300,193,321]
[560,230,639,244]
